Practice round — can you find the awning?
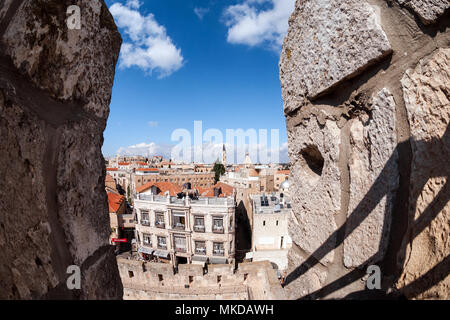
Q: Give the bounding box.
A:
[138,247,154,255]
[154,250,170,258]
[209,257,227,264]
[192,255,208,262]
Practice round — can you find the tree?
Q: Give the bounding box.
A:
[213,161,225,184]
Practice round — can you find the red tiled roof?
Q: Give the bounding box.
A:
[107,192,125,213]
[197,182,234,198]
[136,162,147,165]
[106,167,118,171]
[118,162,130,166]
[136,168,158,172]
[136,181,182,196]
[105,174,115,183]
[277,170,290,175]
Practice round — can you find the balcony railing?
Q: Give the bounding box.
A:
[212,226,224,234]
[175,246,187,253]
[213,249,225,256]
[143,241,152,247]
[155,221,165,229]
[157,244,167,250]
[141,220,150,226]
[172,223,185,230]
[194,225,205,232]
[195,248,206,255]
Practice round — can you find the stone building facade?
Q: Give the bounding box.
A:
[248,193,293,271]
[280,0,449,299]
[134,193,236,267]
[135,171,215,189]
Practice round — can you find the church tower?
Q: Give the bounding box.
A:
[222,144,227,166]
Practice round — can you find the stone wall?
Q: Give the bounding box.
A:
[0,0,123,299]
[118,257,286,300]
[280,0,449,299]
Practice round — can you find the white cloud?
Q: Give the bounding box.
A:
[223,0,295,51]
[194,7,210,20]
[110,1,184,77]
[147,121,158,127]
[116,141,289,164]
[117,142,173,158]
[125,0,141,9]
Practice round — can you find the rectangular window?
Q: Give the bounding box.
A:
[213,242,224,256]
[157,236,167,249]
[212,217,224,233]
[155,212,165,228]
[195,241,206,255]
[174,235,187,253]
[143,233,152,246]
[194,216,205,232]
[172,211,186,229]
[141,210,150,226]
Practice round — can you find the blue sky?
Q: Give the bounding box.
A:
[103,0,295,163]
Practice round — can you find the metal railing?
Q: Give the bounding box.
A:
[175,246,187,253]
[194,225,205,232]
[195,248,206,255]
[155,221,165,229]
[213,249,225,256]
[212,226,224,234]
[172,223,185,230]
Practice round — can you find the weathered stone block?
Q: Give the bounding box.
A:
[287,114,341,265]
[344,88,399,268]
[280,0,392,114]
[0,0,123,299]
[396,0,450,25]
[398,48,450,299]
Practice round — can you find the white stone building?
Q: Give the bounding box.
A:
[134,192,236,267]
[247,189,292,271]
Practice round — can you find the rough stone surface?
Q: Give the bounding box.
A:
[344,88,399,268]
[280,0,392,114]
[282,0,449,300]
[398,48,450,299]
[3,0,120,118]
[396,0,450,24]
[284,244,327,299]
[287,115,341,265]
[0,0,123,299]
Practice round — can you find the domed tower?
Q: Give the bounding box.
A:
[280,179,290,195]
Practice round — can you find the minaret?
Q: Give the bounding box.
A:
[222,144,227,166]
